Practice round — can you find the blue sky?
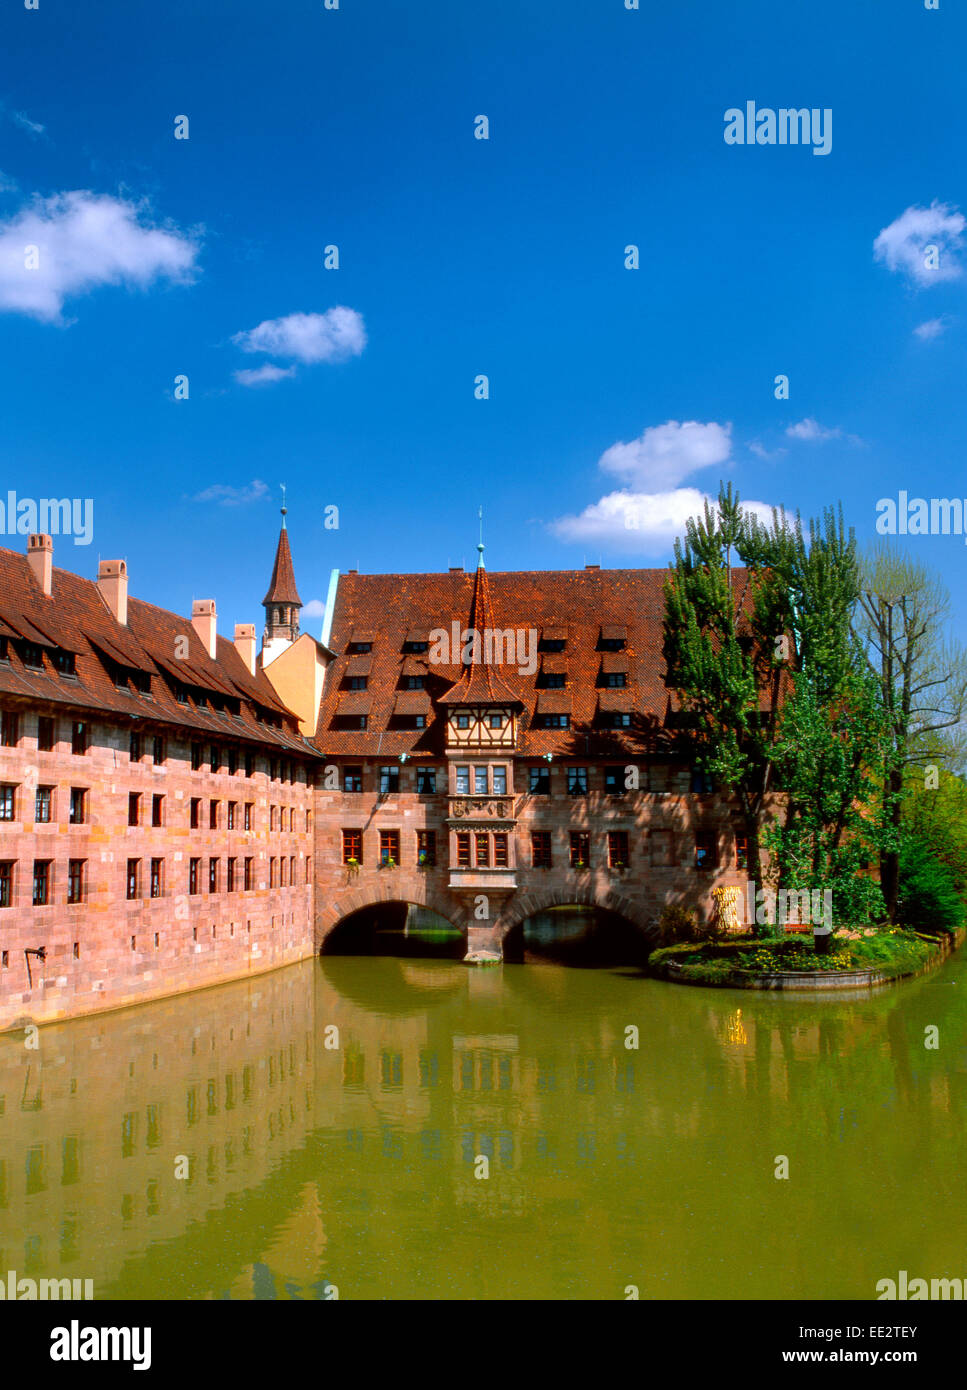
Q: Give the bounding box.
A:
[2,0,967,639]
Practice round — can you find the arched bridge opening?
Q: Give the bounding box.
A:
[502,901,653,968]
[320,899,466,960]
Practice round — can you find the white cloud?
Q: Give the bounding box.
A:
[913,317,946,340]
[12,111,45,138]
[192,479,270,506]
[551,487,775,553]
[785,417,841,442]
[0,171,18,194]
[874,201,965,287]
[748,440,787,461]
[302,599,326,619]
[232,307,366,364]
[0,190,199,323]
[234,363,296,388]
[550,419,751,552]
[598,419,732,491]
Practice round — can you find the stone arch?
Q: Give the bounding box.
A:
[497,885,656,947]
[314,875,468,953]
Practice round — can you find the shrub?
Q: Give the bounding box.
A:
[897,836,964,937]
[656,903,699,945]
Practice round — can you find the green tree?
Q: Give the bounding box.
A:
[853,547,967,920]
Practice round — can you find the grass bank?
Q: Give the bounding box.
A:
[648,928,940,988]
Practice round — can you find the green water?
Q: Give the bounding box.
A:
[1,941,965,1300]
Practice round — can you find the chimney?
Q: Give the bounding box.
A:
[27,533,53,596]
[234,622,256,676]
[191,600,218,660]
[97,558,128,624]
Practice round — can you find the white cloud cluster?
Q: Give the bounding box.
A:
[302,599,326,619]
[0,190,199,323]
[192,479,270,506]
[551,419,774,552]
[913,317,946,340]
[231,307,366,386]
[874,201,965,286]
[785,417,840,441]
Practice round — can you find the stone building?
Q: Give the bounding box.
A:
[312,540,749,961]
[0,519,751,1028]
[0,528,319,1029]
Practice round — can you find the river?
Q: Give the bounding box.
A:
[1,925,965,1300]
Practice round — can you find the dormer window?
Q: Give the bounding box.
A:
[402,640,428,654]
[404,676,425,690]
[538,638,565,653]
[347,641,372,654]
[52,649,76,677]
[20,642,44,670]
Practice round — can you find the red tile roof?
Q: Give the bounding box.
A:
[313,565,688,760]
[0,543,316,756]
[261,525,303,607]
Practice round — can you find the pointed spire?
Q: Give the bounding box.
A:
[438,542,519,705]
[261,524,302,607]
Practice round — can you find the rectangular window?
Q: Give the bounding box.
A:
[189,858,200,895]
[151,794,164,827]
[600,712,631,729]
[347,641,372,654]
[404,675,425,690]
[211,745,222,773]
[210,800,219,830]
[126,858,140,900]
[342,829,362,865]
[209,858,219,894]
[0,784,14,821]
[228,801,237,830]
[35,786,53,823]
[567,766,588,796]
[347,676,367,691]
[735,834,749,870]
[306,809,312,833]
[691,768,714,794]
[1,711,19,747]
[379,765,399,795]
[494,832,508,868]
[69,788,88,824]
[150,858,164,898]
[152,736,165,765]
[72,721,88,754]
[380,830,400,865]
[538,637,565,653]
[474,832,490,867]
[531,831,552,868]
[343,766,363,792]
[488,714,503,729]
[604,766,627,794]
[67,859,85,904]
[227,748,237,776]
[570,832,590,869]
[33,860,51,906]
[456,714,470,729]
[529,766,550,795]
[539,672,566,689]
[695,833,716,871]
[187,797,200,829]
[455,765,470,795]
[191,742,203,771]
[456,831,471,868]
[492,765,507,795]
[269,857,278,887]
[416,766,436,795]
[227,857,236,892]
[0,861,12,908]
[244,857,253,890]
[474,766,488,796]
[38,716,55,752]
[535,713,570,728]
[280,857,288,887]
[603,671,627,688]
[21,642,44,669]
[417,830,436,866]
[608,831,629,868]
[269,805,277,831]
[244,802,253,831]
[245,751,254,777]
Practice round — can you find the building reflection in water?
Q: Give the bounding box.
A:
[1,947,966,1300]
